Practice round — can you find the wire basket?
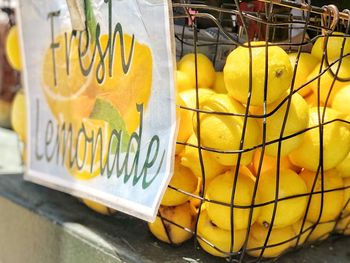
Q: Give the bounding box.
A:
[153,1,350,262]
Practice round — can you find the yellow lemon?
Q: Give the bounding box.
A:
[196,210,246,257]
[289,107,350,171]
[336,215,350,235]
[11,90,27,142]
[82,199,116,215]
[252,150,300,176]
[289,52,319,97]
[344,177,350,213]
[256,169,308,229]
[224,42,293,106]
[292,220,335,246]
[42,32,95,122]
[212,72,227,94]
[304,91,324,108]
[177,53,216,89]
[67,118,111,180]
[180,133,227,181]
[5,25,22,71]
[195,94,259,166]
[148,202,197,245]
[161,156,198,206]
[307,58,350,105]
[311,32,350,62]
[336,152,350,178]
[332,84,350,115]
[95,34,153,134]
[255,92,309,157]
[247,223,294,258]
[300,169,344,223]
[176,96,194,154]
[176,70,193,92]
[206,168,261,230]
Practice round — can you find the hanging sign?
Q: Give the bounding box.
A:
[18,0,176,221]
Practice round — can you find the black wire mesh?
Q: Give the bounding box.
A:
[156,0,350,262]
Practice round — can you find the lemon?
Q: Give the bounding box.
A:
[177,53,216,89]
[311,32,350,62]
[5,25,22,71]
[176,96,193,154]
[195,94,259,166]
[82,199,116,215]
[300,169,344,223]
[255,92,309,157]
[289,52,319,97]
[206,168,261,230]
[42,32,95,122]
[178,88,215,113]
[95,34,153,134]
[247,223,294,258]
[292,220,335,246]
[307,58,350,105]
[67,118,111,180]
[304,91,324,108]
[197,210,246,257]
[212,72,227,94]
[161,156,198,206]
[256,169,308,229]
[289,107,350,171]
[148,202,197,245]
[180,133,227,181]
[336,215,350,235]
[332,84,350,115]
[252,150,300,176]
[224,42,293,106]
[176,70,193,92]
[11,90,27,142]
[344,177,350,213]
[336,152,350,178]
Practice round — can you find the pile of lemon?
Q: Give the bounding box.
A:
[148,35,350,259]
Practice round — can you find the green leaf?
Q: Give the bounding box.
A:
[90,98,131,153]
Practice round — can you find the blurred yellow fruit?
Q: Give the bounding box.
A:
[336,215,350,235]
[300,169,344,223]
[332,84,350,115]
[195,94,259,166]
[11,90,26,142]
[82,199,116,215]
[67,118,111,180]
[256,169,308,229]
[255,92,309,157]
[95,34,153,134]
[292,220,335,246]
[176,70,194,92]
[344,177,350,213]
[224,42,293,106]
[289,107,350,171]
[336,152,350,178]
[206,168,261,230]
[148,202,197,245]
[5,25,22,71]
[161,156,198,206]
[289,53,319,97]
[180,133,227,181]
[307,58,350,105]
[311,32,350,62]
[197,210,246,257]
[177,53,216,89]
[252,150,300,176]
[176,96,193,154]
[179,88,215,110]
[247,223,294,258]
[304,91,324,108]
[212,72,227,94]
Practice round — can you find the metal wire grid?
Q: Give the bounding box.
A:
[154,0,350,262]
